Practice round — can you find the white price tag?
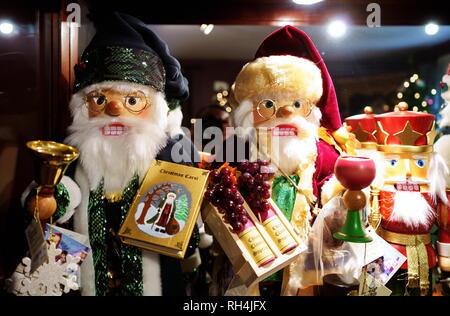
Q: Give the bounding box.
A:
[25,220,48,273]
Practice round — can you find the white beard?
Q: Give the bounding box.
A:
[232,99,321,175]
[66,83,169,193]
[440,103,450,128]
[389,191,435,228]
[258,113,320,175]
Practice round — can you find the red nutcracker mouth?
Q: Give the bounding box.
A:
[272,124,298,137]
[101,123,130,136]
[395,182,420,192]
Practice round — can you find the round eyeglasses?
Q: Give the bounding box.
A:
[255,99,314,119]
[85,90,150,114]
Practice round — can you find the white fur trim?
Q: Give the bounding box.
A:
[320,176,340,206]
[56,176,82,224]
[196,215,213,249]
[233,56,323,104]
[199,230,214,249]
[142,251,162,296]
[55,208,76,225]
[74,166,96,296]
[438,242,450,258]
[181,248,201,273]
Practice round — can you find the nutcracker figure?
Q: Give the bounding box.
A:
[434,63,450,293]
[22,12,199,296]
[372,103,449,295]
[229,26,351,295]
[344,106,383,227]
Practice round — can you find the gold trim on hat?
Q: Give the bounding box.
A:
[360,142,377,149]
[376,121,390,145]
[377,145,433,153]
[426,121,437,145]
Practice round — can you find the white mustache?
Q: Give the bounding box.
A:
[384,177,429,184]
[69,116,149,135]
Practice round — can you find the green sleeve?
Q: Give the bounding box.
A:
[53,183,71,222]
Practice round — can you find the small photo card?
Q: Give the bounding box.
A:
[44,225,91,266]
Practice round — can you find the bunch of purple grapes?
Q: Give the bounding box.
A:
[237,160,275,215]
[204,167,249,234]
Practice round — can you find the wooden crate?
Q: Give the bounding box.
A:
[202,199,306,291]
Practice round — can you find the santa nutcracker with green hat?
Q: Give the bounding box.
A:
[23,12,200,296]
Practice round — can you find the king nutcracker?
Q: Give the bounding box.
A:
[371,103,449,295]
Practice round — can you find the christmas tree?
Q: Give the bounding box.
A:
[396,73,439,113]
[175,194,189,222]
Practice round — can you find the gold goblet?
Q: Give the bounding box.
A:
[26,141,80,220]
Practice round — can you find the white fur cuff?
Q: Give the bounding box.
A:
[56,176,82,224]
[437,241,450,258]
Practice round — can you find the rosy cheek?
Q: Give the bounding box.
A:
[88,111,101,119]
[253,111,266,126]
[136,108,151,118]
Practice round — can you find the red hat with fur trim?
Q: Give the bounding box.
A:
[254,25,342,132]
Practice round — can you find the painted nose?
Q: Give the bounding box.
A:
[276,105,295,118]
[105,100,122,116]
[405,159,412,179]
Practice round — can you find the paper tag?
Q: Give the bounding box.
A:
[347,227,406,285]
[359,273,392,296]
[25,220,48,274]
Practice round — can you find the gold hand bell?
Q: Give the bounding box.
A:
[26,141,80,220]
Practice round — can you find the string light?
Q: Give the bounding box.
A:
[292,0,323,4]
[200,24,214,35]
[425,23,439,36]
[216,90,230,108]
[0,22,14,35]
[327,20,347,38]
[431,89,437,95]
[404,82,410,88]
[397,92,403,99]
[414,93,420,99]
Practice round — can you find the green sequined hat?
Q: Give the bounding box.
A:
[73,12,189,109]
